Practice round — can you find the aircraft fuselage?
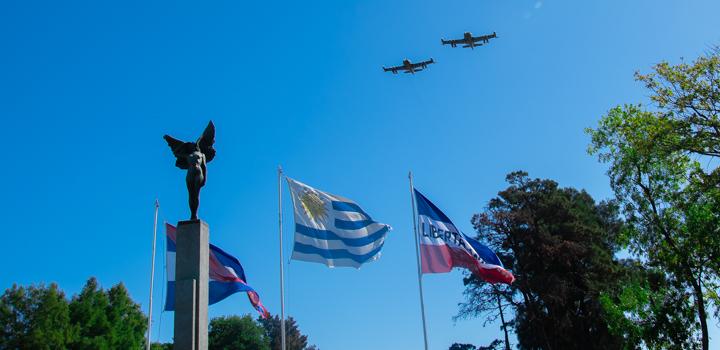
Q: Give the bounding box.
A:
[465,32,476,49]
[403,59,415,74]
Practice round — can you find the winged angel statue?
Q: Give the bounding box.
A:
[163,121,216,220]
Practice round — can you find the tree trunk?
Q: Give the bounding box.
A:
[497,293,510,350]
[691,278,709,350]
[637,177,710,350]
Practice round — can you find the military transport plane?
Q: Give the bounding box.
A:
[383,58,435,74]
[441,32,497,49]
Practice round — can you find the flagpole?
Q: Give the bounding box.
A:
[408,172,429,350]
[278,166,287,350]
[146,199,159,350]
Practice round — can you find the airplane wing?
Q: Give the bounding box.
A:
[383,65,403,74]
[473,33,496,43]
[441,38,464,46]
[415,59,435,67]
[472,35,490,42]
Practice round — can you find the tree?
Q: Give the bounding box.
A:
[454,284,512,350]
[0,283,76,349]
[69,277,147,349]
[150,342,173,350]
[587,49,720,350]
[209,315,270,350]
[635,48,720,172]
[477,340,503,350]
[106,283,148,349]
[598,260,698,349]
[449,340,502,350]
[68,277,111,349]
[459,172,633,349]
[0,278,147,350]
[258,315,316,350]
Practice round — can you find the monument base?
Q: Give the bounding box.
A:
[174,220,209,350]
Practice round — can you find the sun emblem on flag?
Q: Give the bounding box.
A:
[300,190,327,223]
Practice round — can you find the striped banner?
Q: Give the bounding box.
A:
[287,177,391,268]
[164,223,269,317]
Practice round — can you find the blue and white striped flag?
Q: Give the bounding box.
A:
[286,177,391,268]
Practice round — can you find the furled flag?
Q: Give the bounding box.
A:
[286,177,392,268]
[414,189,514,284]
[164,223,269,317]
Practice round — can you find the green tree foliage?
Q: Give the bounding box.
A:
[150,342,173,350]
[477,340,503,350]
[635,48,720,170]
[69,277,147,349]
[587,49,720,350]
[0,278,147,350]
[599,261,697,349]
[68,277,112,349]
[0,283,76,349]
[449,340,502,350]
[459,172,636,349]
[106,283,148,349]
[258,315,316,350]
[209,315,270,350]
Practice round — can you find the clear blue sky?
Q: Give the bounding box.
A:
[1,0,719,349]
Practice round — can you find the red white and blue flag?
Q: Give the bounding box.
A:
[164,223,269,317]
[414,189,514,284]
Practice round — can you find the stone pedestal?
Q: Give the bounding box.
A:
[174,220,209,350]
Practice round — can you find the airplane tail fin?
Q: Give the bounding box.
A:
[441,39,457,48]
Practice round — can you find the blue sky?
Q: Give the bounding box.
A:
[1,0,719,349]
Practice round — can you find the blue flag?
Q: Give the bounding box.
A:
[164,224,269,317]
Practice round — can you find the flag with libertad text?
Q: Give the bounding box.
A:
[414,189,514,284]
[286,177,391,268]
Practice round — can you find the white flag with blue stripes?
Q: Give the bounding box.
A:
[286,177,391,268]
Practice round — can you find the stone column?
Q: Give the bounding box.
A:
[174,220,209,350]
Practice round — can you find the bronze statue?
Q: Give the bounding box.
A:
[164,121,216,220]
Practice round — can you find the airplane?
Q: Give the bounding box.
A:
[383,58,435,74]
[441,32,497,49]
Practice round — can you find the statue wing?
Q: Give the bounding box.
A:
[197,121,216,163]
[163,135,193,169]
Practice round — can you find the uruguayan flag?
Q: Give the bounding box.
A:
[286,177,391,268]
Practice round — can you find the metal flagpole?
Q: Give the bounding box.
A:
[146,199,160,350]
[408,172,429,350]
[278,166,287,350]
